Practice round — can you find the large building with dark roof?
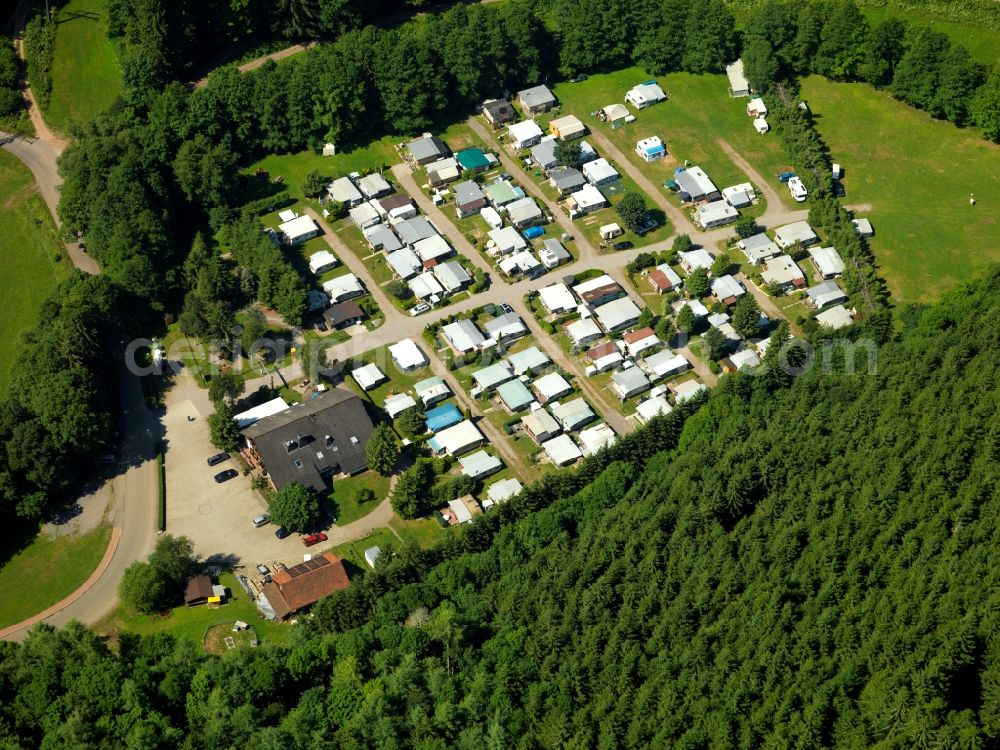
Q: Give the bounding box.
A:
[241,388,375,492]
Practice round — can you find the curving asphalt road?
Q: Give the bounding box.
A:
[0,363,161,641]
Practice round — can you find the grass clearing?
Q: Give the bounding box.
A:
[800,75,1000,304]
[95,572,291,648]
[329,528,399,570]
[329,471,391,526]
[552,69,796,210]
[331,516,447,566]
[45,0,122,132]
[0,523,112,629]
[388,515,448,548]
[0,151,70,394]
[859,6,1000,65]
[247,136,401,202]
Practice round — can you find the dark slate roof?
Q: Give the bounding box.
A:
[379,193,414,212]
[484,98,515,122]
[549,166,586,192]
[241,388,374,492]
[408,135,449,163]
[324,300,364,327]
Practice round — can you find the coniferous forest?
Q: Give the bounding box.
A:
[2,270,999,748]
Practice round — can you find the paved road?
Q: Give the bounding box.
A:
[1,365,161,641]
[0,24,100,275]
[0,130,99,274]
[468,118,602,261]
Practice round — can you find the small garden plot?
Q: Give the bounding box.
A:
[203,622,258,655]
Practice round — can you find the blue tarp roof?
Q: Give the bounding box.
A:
[426,403,463,432]
[523,226,546,239]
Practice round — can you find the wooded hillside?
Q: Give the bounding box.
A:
[2,267,998,748]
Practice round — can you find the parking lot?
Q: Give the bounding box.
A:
[163,374,397,574]
[163,378,308,569]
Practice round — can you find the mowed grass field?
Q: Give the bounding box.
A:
[551,68,798,209]
[801,75,1000,304]
[45,0,122,132]
[0,151,70,393]
[95,572,291,648]
[0,523,111,629]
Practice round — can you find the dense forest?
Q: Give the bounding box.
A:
[2,267,999,748]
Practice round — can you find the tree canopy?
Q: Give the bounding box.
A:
[268,482,321,532]
[365,423,400,476]
[118,535,197,613]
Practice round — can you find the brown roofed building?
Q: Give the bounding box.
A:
[241,388,375,493]
[647,268,678,293]
[378,194,414,213]
[623,327,655,345]
[579,282,624,306]
[586,340,618,361]
[185,575,214,606]
[260,552,351,620]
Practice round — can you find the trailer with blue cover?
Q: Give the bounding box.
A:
[425,403,464,432]
[523,226,546,240]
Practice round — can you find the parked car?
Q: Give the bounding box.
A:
[275,527,290,539]
[500,303,514,314]
[252,513,269,528]
[256,564,270,575]
[613,241,634,251]
[569,74,589,83]
[302,532,328,547]
[777,171,796,183]
[636,218,658,235]
[316,319,328,332]
[206,452,230,466]
[409,302,431,317]
[214,469,238,483]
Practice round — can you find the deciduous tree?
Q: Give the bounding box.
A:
[676,303,695,334]
[614,192,649,234]
[734,216,760,239]
[703,325,727,360]
[554,139,581,167]
[208,369,245,405]
[268,482,320,532]
[209,402,240,452]
[971,66,1000,141]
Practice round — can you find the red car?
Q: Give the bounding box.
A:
[302,532,328,547]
